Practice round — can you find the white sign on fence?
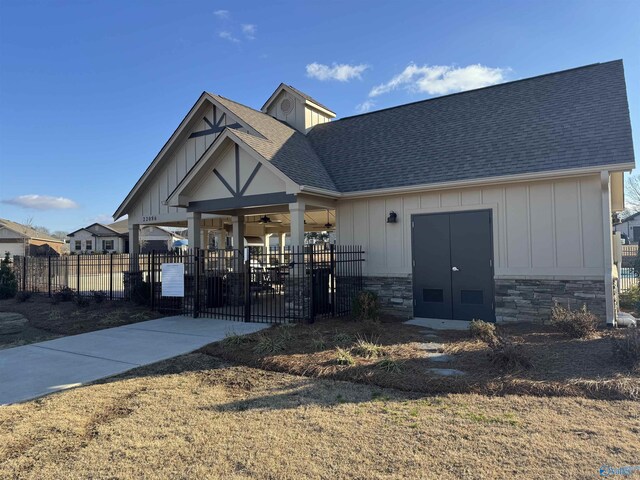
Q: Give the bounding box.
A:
[161,263,184,297]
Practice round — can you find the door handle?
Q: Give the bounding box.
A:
[452,267,460,272]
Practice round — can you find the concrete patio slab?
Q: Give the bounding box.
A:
[0,316,268,406]
[406,317,471,331]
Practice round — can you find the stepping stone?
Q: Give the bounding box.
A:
[425,352,454,363]
[426,368,466,377]
[416,342,444,352]
[421,333,441,340]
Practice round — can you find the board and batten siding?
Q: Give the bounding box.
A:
[336,175,605,280]
[128,104,246,223]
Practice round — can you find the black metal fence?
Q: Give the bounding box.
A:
[13,245,365,323]
[619,244,639,292]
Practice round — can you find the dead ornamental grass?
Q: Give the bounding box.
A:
[203,317,640,400]
[1,353,639,479]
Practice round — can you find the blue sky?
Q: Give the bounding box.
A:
[0,0,638,232]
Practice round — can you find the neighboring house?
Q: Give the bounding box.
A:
[0,218,65,257]
[113,60,635,325]
[68,223,127,254]
[68,220,185,254]
[614,212,640,243]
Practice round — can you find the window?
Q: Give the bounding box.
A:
[85,240,92,251]
[74,240,81,250]
[103,240,114,251]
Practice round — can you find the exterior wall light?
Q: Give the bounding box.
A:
[387,211,398,223]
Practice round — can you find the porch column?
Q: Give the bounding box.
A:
[213,230,223,250]
[187,212,202,250]
[128,223,140,255]
[289,199,305,251]
[232,215,245,252]
[280,231,287,263]
[264,233,272,264]
[601,171,615,326]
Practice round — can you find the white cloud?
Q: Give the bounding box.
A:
[213,9,229,19]
[369,64,508,97]
[241,24,256,39]
[355,100,375,113]
[306,62,369,82]
[1,194,79,210]
[219,31,239,43]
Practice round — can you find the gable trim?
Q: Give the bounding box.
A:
[166,129,300,208]
[113,93,264,220]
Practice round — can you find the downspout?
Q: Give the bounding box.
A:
[600,171,616,327]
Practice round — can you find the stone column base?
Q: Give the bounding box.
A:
[363,276,413,317]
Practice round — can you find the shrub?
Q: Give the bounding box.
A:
[0,252,18,300]
[310,335,327,351]
[613,328,640,369]
[222,332,252,347]
[469,319,498,344]
[489,336,532,370]
[15,291,31,303]
[253,334,286,354]
[91,290,106,304]
[550,303,600,338]
[53,286,76,303]
[74,294,91,308]
[333,331,353,346]
[619,285,640,311]
[351,335,386,359]
[377,358,403,373]
[335,347,356,366]
[352,290,380,322]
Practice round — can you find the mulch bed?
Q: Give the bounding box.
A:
[200,316,640,400]
[0,295,161,348]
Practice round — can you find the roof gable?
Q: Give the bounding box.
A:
[113,94,264,219]
[261,83,336,117]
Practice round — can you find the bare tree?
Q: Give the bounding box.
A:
[624,174,640,213]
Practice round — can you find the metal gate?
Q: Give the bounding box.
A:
[148,245,364,323]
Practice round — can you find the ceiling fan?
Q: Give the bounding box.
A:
[324,210,333,229]
[258,215,282,224]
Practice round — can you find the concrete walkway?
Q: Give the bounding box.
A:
[0,316,269,406]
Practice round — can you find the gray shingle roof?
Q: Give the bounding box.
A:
[306,60,635,193]
[212,95,338,191]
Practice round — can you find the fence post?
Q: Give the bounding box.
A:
[150,250,156,311]
[309,245,315,324]
[244,249,251,322]
[48,255,52,297]
[194,248,200,318]
[22,256,26,292]
[77,254,81,295]
[109,253,114,301]
[330,243,335,317]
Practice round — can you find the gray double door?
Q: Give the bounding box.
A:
[412,210,495,322]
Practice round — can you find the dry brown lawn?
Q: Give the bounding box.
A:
[1,353,639,479]
[202,317,640,401]
[0,295,161,349]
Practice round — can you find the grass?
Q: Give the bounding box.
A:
[0,295,161,349]
[0,353,638,479]
[200,316,640,400]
